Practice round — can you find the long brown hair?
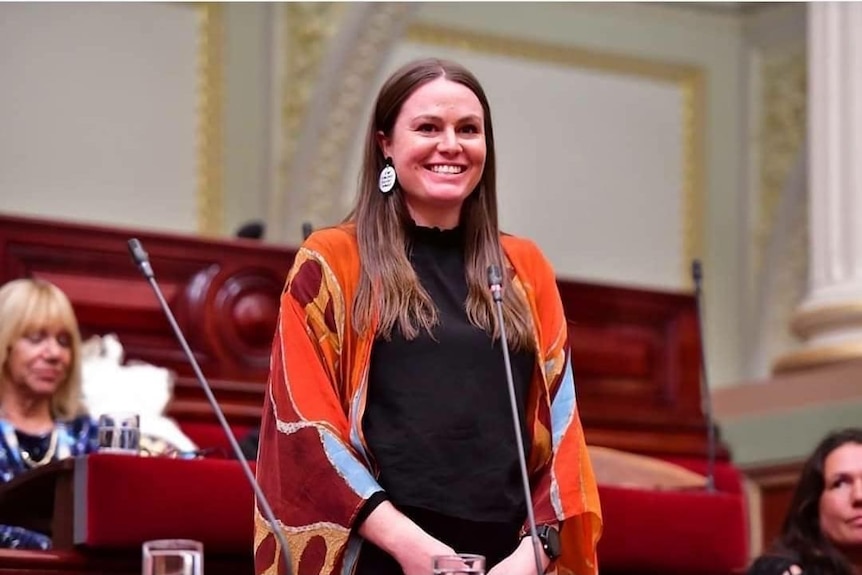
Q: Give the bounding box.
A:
[346,57,533,349]
[773,427,862,575]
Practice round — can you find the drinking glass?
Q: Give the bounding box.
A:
[142,539,203,575]
[432,554,485,575]
[98,412,140,455]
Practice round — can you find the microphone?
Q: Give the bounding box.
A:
[691,259,717,493]
[301,222,314,241]
[487,264,545,575]
[127,238,294,575]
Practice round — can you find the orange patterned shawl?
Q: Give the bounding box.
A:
[254,225,602,575]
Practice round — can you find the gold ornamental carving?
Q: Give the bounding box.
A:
[753,51,807,281]
[196,3,224,236]
[751,50,810,375]
[276,3,346,233]
[303,4,415,227]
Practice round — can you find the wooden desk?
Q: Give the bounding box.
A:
[0,548,250,575]
[0,456,253,575]
[0,458,75,547]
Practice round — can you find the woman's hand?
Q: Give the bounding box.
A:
[392,535,456,575]
[358,501,455,575]
[487,536,550,575]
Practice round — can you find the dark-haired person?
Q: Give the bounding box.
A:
[748,428,862,575]
[0,279,99,549]
[253,58,602,575]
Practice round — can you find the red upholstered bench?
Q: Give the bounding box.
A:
[597,459,748,575]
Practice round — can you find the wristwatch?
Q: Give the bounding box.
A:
[536,524,561,561]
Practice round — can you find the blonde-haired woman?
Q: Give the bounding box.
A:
[0,278,98,549]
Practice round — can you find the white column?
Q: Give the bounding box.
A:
[775,2,862,372]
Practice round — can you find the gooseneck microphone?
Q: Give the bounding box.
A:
[691,259,717,493]
[127,238,294,575]
[301,221,314,241]
[487,264,545,575]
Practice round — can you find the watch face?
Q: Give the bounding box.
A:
[541,525,562,560]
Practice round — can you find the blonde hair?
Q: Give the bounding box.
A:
[0,278,84,419]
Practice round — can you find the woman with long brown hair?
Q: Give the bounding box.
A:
[254,58,601,575]
[748,428,862,575]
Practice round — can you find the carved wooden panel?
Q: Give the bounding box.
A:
[746,460,802,551]
[559,280,723,459]
[0,213,293,426]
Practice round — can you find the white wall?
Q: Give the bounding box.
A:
[0,3,199,234]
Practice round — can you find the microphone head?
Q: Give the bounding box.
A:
[236,221,265,240]
[301,222,313,240]
[128,238,148,265]
[691,259,703,283]
[487,264,504,288]
[128,238,155,279]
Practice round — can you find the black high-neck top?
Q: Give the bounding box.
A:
[359,222,536,570]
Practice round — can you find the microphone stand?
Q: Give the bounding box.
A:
[127,239,294,575]
[487,265,545,575]
[691,259,717,493]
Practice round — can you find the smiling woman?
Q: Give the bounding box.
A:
[376,76,488,229]
[254,58,602,575]
[0,278,99,549]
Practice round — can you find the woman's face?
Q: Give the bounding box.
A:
[379,77,486,229]
[819,442,862,549]
[3,326,72,399]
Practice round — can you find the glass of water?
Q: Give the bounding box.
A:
[98,412,140,455]
[142,539,203,575]
[433,554,485,575]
